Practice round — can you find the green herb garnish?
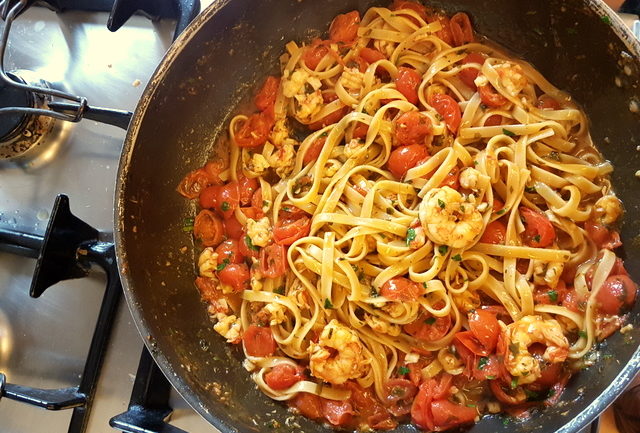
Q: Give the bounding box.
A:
[220,201,230,212]
[511,378,519,389]
[502,128,516,137]
[324,298,334,309]
[438,245,448,255]
[319,131,329,137]
[438,199,446,209]
[466,403,477,408]
[452,254,462,262]
[496,209,506,215]
[274,286,285,295]
[424,317,437,325]
[245,235,259,251]
[601,15,612,25]
[370,287,379,297]
[406,228,417,245]
[477,357,489,370]
[509,342,520,356]
[216,258,230,271]
[486,375,496,380]
[524,389,540,400]
[548,290,558,303]
[578,330,588,339]
[397,366,410,375]
[525,185,537,193]
[533,234,541,243]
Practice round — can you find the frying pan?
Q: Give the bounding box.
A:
[114,0,640,432]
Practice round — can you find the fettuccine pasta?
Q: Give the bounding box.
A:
[178,1,637,431]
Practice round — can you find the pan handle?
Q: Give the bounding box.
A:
[48,101,132,130]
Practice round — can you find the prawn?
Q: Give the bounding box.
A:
[419,186,483,249]
[309,319,368,385]
[501,315,569,385]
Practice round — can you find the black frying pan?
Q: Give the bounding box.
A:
[114,1,640,432]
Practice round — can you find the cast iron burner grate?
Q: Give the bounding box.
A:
[0,195,187,433]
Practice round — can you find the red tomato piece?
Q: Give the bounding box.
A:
[359,47,386,63]
[303,39,330,70]
[404,313,451,342]
[308,106,349,130]
[215,239,244,264]
[321,399,354,426]
[264,363,304,390]
[217,182,240,219]
[427,13,453,45]
[584,219,622,250]
[260,243,288,278]
[387,144,430,179]
[223,214,244,240]
[385,378,418,417]
[243,325,276,357]
[489,379,527,406]
[238,175,259,206]
[596,275,637,315]
[530,345,564,388]
[454,330,490,356]
[472,354,504,381]
[329,11,360,43]
[273,215,311,246]
[390,0,427,20]
[394,111,433,146]
[468,309,500,352]
[303,136,326,165]
[484,114,503,126]
[345,382,397,430]
[193,209,224,247]
[395,67,422,105]
[195,276,222,304]
[218,263,250,292]
[352,122,369,139]
[459,53,485,90]
[178,168,211,199]
[235,112,273,148]
[478,84,508,108]
[199,185,221,210]
[431,399,477,430]
[480,220,507,244]
[520,207,555,248]
[449,12,474,47]
[534,280,567,306]
[428,93,461,133]
[239,230,260,259]
[536,94,561,110]
[410,374,454,430]
[380,277,423,301]
[437,165,460,190]
[254,76,280,113]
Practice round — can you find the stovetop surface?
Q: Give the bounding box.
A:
[0,3,218,432]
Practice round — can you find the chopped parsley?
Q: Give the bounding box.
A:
[438,245,448,255]
[319,131,328,137]
[601,15,612,25]
[397,366,410,375]
[245,235,259,251]
[370,287,379,297]
[477,357,489,370]
[182,225,194,232]
[406,228,417,245]
[182,216,194,232]
[466,403,476,408]
[496,208,506,215]
[216,258,230,271]
[220,201,230,212]
[502,417,512,426]
[423,282,428,289]
[282,206,291,212]
[525,185,537,194]
[502,128,516,137]
[386,207,394,215]
[566,27,578,35]
[547,388,556,398]
[324,298,334,309]
[524,389,540,400]
[510,378,519,389]
[578,330,588,339]
[437,199,446,209]
[424,317,437,325]
[486,375,496,380]
[262,200,269,208]
[533,234,541,243]
[274,286,285,295]
[548,290,558,303]
[452,254,462,262]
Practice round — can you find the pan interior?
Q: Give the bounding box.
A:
[115,1,640,432]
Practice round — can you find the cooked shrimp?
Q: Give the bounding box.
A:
[533,260,564,289]
[593,194,622,226]
[502,315,569,385]
[309,319,368,385]
[419,186,483,249]
[494,62,528,96]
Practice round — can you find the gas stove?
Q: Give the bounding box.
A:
[0,1,219,432]
[0,1,636,433]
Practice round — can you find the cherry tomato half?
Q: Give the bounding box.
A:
[394,111,433,146]
[235,112,273,148]
[388,144,429,179]
[264,363,304,390]
[404,313,451,342]
[193,209,224,247]
[480,220,507,244]
[395,67,422,105]
[243,325,276,357]
[260,243,288,278]
[254,76,280,113]
[428,93,461,133]
[218,263,250,292]
[329,11,360,43]
[273,215,311,246]
[478,84,508,108]
[380,277,423,301]
[458,53,485,90]
[468,309,500,352]
[596,274,637,315]
[520,207,555,248]
[215,239,244,264]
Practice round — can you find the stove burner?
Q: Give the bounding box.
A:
[0,71,31,140]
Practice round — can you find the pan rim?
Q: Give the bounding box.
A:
[113,1,640,432]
